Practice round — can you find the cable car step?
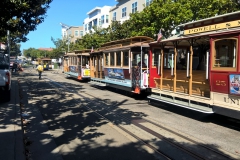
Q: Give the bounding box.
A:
[148,94,213,114]
[89,81,106,87]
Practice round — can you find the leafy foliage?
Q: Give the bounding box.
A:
[124,0,240,39]
[23,48,53,60]
[0,0,53,43]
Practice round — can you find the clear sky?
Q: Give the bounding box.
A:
[20,0,117,52]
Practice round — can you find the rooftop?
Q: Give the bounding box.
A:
[87,7,101,15]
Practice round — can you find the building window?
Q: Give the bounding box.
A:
[113,12,116,21]
[213,38,237,70]
[101,15,105,25]
[85,24,87,31]
[74,30,79,37]
[122,7,127,18]
[67,30,71,36]
[106,15,109,23]
[63,31,67,37]
[93,18,98,26]
[132,2,137,13]
[88,22,92,30]
[80,31,83,37]
[146,0,153,7]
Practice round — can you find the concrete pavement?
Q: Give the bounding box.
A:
[0,70,63,160]
[0,76,25,160]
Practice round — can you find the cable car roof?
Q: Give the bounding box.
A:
[75,49,91,56]
[150,26,240,47]
[101,36,154,47]
[98,36,153,52]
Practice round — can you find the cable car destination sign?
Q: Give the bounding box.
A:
[184,20,240,35]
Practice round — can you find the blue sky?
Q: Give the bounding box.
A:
[20,0,117,52]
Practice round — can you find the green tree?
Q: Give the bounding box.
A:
[50,37,68,58]
[10,43,21,57]
[0,0,53,43]
[108,21,132,41]
[127,0,240,40]
[77,27,110,50]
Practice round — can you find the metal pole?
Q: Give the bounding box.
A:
[7,30,10,65]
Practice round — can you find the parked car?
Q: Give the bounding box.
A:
[0,54,11,102]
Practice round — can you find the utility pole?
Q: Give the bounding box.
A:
[7,30,10,65]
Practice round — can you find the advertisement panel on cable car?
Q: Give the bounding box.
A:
[229,74,240,95]
[104,68,131,87]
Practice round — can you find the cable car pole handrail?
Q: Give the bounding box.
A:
[206,51,209,79]
[187,52,190,77]
[158,53,161,75]
[171,53,174,76]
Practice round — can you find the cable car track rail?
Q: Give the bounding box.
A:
[41,74,236,160]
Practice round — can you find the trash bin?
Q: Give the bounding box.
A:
[54,63,58,69]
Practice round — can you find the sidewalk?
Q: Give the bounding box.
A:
[0,71,63,160]
[0,77,25,160]
[17,71,63,160]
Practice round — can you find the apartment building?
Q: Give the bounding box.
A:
[83,6,112,35]
[60,23,84,43]
[66,26,84,43]
[110,0,153,23]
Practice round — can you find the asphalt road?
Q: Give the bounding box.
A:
[15,68,240,160]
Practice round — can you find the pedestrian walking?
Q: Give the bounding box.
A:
[12,61,18,72]
[37,64,44,79]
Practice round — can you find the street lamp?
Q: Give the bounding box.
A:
[61,48,66,73]
[67,36,71,52]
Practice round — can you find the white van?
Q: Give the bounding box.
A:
[0,54,11,102]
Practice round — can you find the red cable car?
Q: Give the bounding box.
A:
[148,11,240,120]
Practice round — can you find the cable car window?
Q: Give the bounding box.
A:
[176,49,187,70]
[110,52,114,66]
[82,57,86,66]
[152,49,160,67]
[78,58,81,65]
[132,53,140,66]
[164,50,174,69]
[104,53,109,66]
[116,51,121,66]
[123,51,129,66]
[213,38,237,69]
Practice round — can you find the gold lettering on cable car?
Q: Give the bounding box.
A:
[216,80,226,86]
[184,20,240,35]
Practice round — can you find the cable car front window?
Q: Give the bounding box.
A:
[214,38,237,68]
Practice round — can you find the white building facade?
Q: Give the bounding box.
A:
[83,6,112,35]
[110,0,153,24]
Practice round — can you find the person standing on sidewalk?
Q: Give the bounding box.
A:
[37,63,44,79]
